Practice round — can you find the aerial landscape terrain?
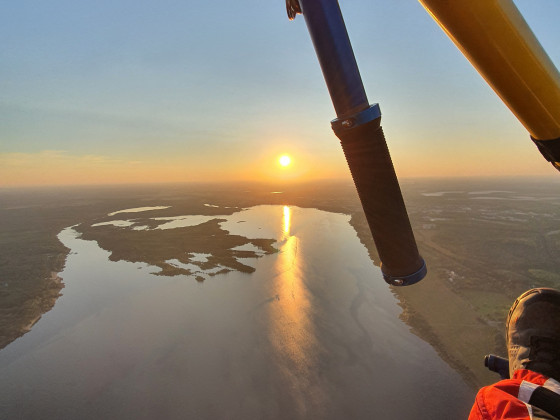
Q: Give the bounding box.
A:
[3,0,560,417]
[1,177,558,405]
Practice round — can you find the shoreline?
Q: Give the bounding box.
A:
[348,212,503,389]
[0,258,66,350]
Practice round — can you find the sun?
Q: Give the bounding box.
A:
[279,155,291,167]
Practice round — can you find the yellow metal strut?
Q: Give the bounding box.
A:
[419,0,560,170]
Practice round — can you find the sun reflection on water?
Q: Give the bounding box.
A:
[269,206,318,395]
[283,205,291,237]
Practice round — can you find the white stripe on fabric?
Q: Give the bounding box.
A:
[544,378,560,396]
[519,380,540,403]
[524,402,534,420]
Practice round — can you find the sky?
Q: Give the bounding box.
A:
[2,0,560,186]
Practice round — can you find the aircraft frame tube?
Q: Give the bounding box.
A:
[298,0,426,285]
[298,0,369,118]
[419,0,560,168]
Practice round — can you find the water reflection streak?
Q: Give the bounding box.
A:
[269,206,321,411]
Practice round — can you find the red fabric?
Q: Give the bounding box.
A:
[468,370,550,420]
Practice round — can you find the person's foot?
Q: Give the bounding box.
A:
[507,288,560,379]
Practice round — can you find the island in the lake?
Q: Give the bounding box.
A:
[77,212,278,281]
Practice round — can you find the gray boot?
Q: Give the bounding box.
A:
[507,288,560,380]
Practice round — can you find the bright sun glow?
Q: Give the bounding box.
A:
[279,155,291,167]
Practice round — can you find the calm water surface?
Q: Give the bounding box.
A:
[0,205,473,419]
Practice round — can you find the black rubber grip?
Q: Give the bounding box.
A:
[484,354,510,379]
[336,117,425,285]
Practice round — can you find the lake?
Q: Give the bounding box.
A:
[0,205,473,419]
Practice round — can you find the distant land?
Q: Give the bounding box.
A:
[1,177,559,388]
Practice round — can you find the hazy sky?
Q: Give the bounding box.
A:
[2,0,560,186]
